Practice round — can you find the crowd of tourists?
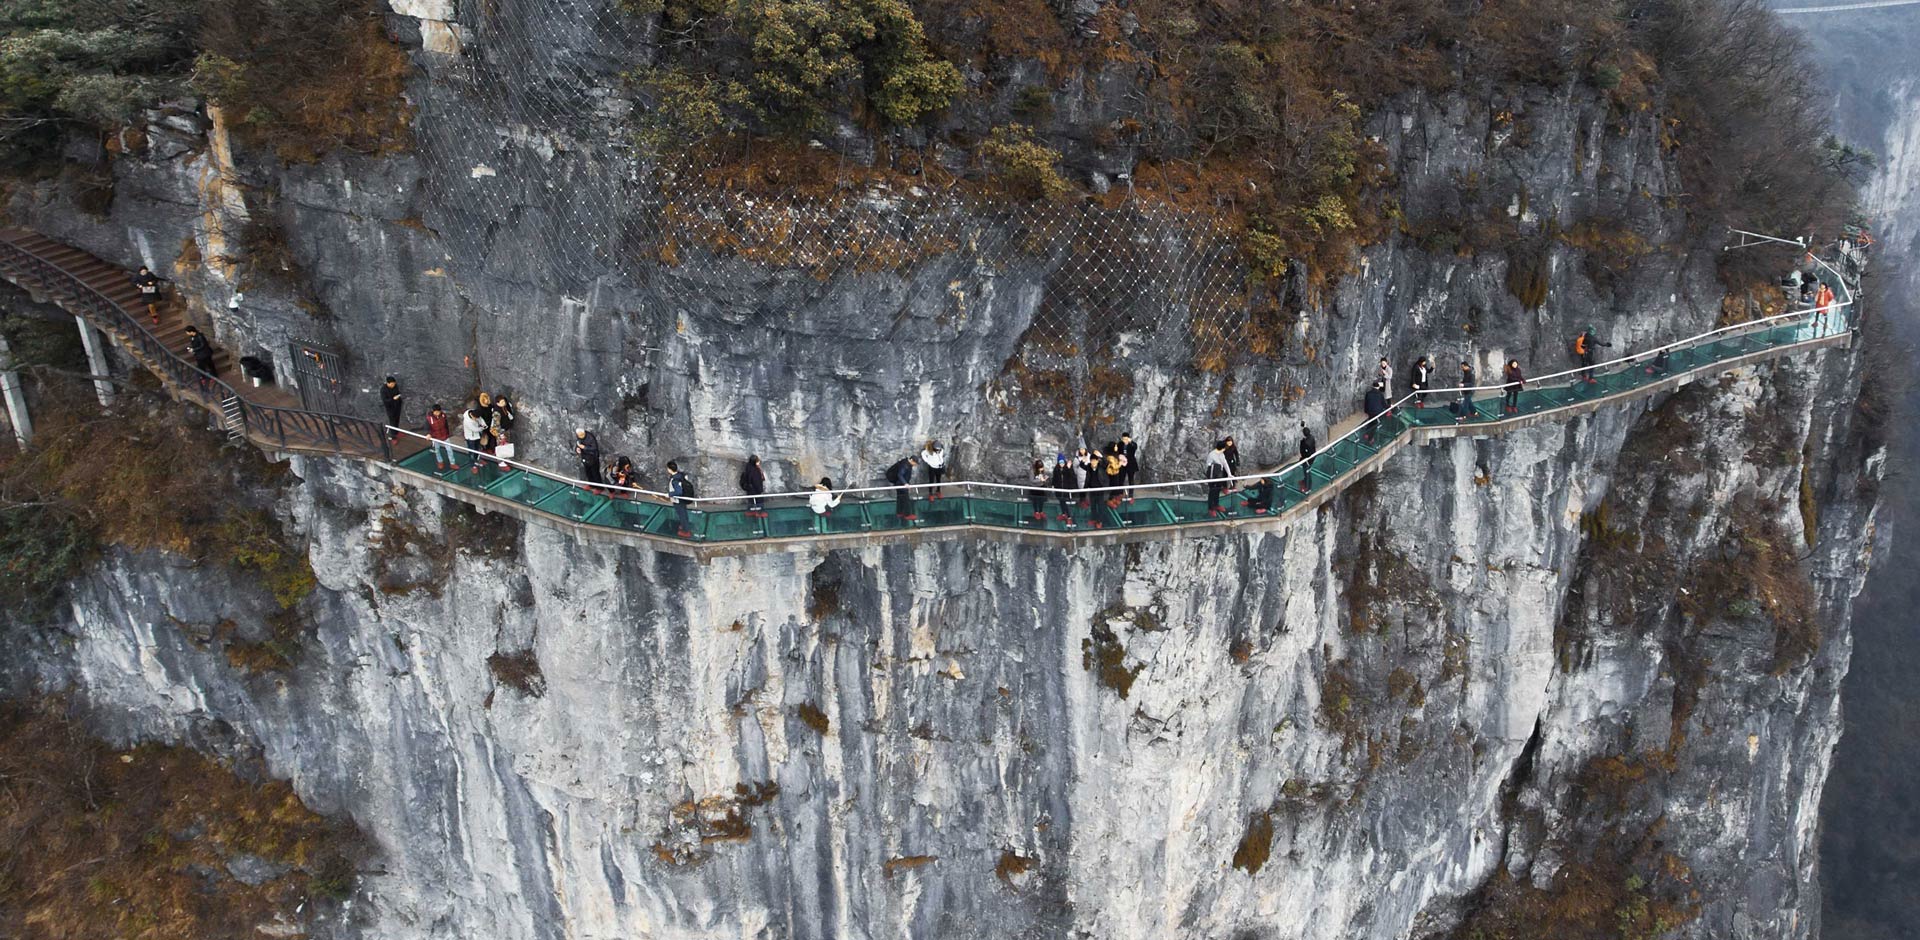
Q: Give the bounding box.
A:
[384,264,1842,537]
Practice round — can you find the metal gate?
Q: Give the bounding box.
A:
[288,339,347,413]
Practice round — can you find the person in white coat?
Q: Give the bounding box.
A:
[461,408,487,474]
[809,478,842,533]
[920,440,947,498]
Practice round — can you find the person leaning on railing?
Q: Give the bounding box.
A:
[920,440,946,499]
[608,456,637,495]
[810,478,842,533]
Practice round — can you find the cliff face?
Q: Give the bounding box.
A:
[1788,7,1920,938]
[14,343,1878,940]
[0,3,1885,940]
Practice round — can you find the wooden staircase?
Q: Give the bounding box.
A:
[0,231,235,380]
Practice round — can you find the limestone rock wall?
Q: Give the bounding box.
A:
[0,3,1886,938]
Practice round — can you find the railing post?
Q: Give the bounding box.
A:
[0,333,33,445]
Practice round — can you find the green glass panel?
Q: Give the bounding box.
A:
[917,494,971,527]
[865,492,924,531]
[762,506,818,538]
[969,497,1027,528]
[768,501,867,536]
[636,501,702,538]
[397,448,440,475]
[1161,494,1220,523]
[702,510,767,541]
[441,460,511,486]
[1113,498,1177,527]
[531,485,609,523]
[583,498,661,532]
[485,471,562,505]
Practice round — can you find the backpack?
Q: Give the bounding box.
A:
[677,474,697,499]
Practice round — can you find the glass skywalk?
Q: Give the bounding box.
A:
[391,301,1852,547]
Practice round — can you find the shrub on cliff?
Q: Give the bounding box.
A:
[0,0,409,169]
[0,505,94,621]
[978,123,1068,200]
[624,0,963,142]
[191,0,411,162]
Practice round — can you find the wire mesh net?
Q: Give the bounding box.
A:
[406,0,1255,368]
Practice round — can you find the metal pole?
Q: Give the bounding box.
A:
[74,314,114,407]
[0,333,33,445]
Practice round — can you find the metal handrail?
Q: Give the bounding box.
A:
[6,227,1855,522]
[382,248,1853,513]
[0,234,391,459]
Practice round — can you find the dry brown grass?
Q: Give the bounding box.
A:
[1449,812,1695,940]
[1682,507,1817,675]
[197,5,413,163]
[0,699,356,939]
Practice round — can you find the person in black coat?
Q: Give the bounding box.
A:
[1118,432,1141,500]
[132,266,163,323]
[184,325,215,373]
[1456,360,1476,421]
[1245,474,1276,514]
[575,428,602,485]
[1085,447,1108,505]
[886,455,918,521]
[1050,454,1077,527]
[1501,360,1525,413]
[1363,380,1389,443]
[380,376,403,442]
[1407,356,1432,409]
[740,455,767,518]
[1297,422,1317,493]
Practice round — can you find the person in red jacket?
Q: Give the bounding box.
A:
[1501,360,1525,414]
[426,403,455,469]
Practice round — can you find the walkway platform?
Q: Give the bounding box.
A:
[0,229,404,459]
[0,228,1856,560]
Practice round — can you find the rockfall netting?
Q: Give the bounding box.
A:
[404,0,1254,365]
